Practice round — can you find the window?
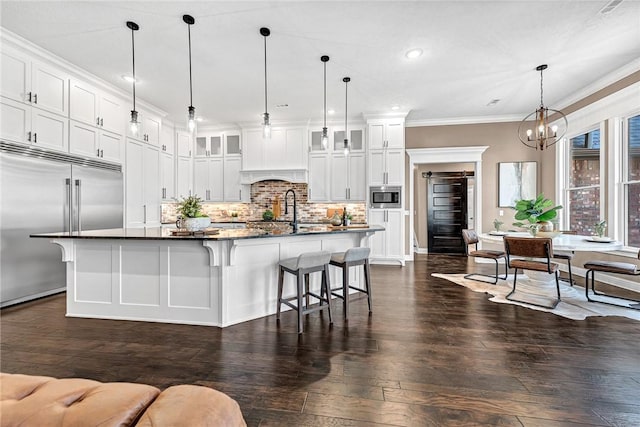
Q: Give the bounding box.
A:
[624,114,640,247]
[566,128,601,235]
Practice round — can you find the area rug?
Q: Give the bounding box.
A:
[432,273,640,321]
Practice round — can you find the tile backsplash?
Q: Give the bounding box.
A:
[162,180,367,224]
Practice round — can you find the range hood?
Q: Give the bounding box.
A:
[240,169,308,184]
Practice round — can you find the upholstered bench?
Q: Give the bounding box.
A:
[0,373,246,426]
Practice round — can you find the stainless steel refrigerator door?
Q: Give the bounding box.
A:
[71,165,123,231]
[0,153,68,306]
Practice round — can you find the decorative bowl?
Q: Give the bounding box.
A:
[184,217,211,232]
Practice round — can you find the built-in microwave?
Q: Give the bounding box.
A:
[369,186,402,209]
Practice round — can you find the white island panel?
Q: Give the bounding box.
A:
[121,244,161,306]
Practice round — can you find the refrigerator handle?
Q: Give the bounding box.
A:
[65,178,72,233]
[75,179,82,232]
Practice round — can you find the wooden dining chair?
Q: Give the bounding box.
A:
[461,229,507,284]
[503,236,561,309]
[583,249,640,310]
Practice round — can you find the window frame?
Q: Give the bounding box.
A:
[619,109,640,248]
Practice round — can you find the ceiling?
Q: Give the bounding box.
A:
[1,1,639,128]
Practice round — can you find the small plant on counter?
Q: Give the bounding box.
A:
[594,220,607,237]
[262,210,274,221]
[177,195,207,218]
[493,218,504,231]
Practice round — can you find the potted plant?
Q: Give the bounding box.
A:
[512,194,562,235]
[493,218,504,232]
[594,220,607,238]
[262,209,274,221]
[176,195,211,231]
[342,213,353,226]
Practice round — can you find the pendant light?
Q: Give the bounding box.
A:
[343,77,350,156]
[126,21,139,134]
[517,64,568,150]
[321,55,330,149]
[183,14,196,133]
[260,27,271,139]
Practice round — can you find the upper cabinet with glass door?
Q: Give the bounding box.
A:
[224,133,241,157]
[333,128,364,152]
[195,134,222,157]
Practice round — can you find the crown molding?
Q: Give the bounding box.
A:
[405,114,522,127]
[0,26,168,118]
[361,111,410,121]
[556,57,640,111]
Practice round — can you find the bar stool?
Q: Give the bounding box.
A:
[276,251,333,334]
[329,247,372,320]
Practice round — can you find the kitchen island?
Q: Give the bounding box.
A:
[31,225,383,327]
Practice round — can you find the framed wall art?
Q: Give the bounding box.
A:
[498,161,537,207]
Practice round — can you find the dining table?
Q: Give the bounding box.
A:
[478,231,623,292]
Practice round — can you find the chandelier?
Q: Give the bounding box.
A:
[517,64,568,150]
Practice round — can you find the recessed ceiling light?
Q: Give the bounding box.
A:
[121,74,138,83]
[328,109,335,115]
[391,105,400,111]
[405,48,423,59]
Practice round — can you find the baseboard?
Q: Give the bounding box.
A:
[415,247,429,254]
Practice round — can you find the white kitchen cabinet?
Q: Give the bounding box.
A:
[194,158,223,202]
[127,110,161,145]
[223,157,249,202]
[224,133,242,156]
[368,209,404,265]
[333,129,364,152]
[69,79,124,135]
[308,153,330,201]
[69,120,122,163]
[195,134,222,157]
[242,127,306,170]
[1,97,68,152]
[1,48,68,117]
[369,148,403,186]
[177,131,192,158]
[159,122,175,155]
[368,120,404,150]
[126,138,160,227]
[160,151,175,201]
[176,156,192,198]
[331,152,365,201]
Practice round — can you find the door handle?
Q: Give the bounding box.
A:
[75,179,82,232]
[143,204,147,223]
[65,178,72,232]
[97,148,100,157]
[33,133,37,143]
[239,189,242,200]
[27,131,31,142]
[100,118,103,127]
[96,117,100,125]
[27,92,32,103]
[33,93,37,104]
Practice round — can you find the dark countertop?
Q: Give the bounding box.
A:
[30,225,384,241]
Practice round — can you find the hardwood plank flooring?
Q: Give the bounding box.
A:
[2,254,640,426]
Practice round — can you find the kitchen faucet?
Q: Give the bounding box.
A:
[284,189,297,233]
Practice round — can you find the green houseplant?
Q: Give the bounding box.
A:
[176,195,210,231]
[512,194,562,233]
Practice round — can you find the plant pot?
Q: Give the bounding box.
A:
[184,217,211,232]
[537,221,554,232]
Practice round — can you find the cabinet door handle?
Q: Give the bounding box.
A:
[27,92,32,103]
[27,131,31,142]
[100,149,104,158]
[143,205,147,223]
[96,148,100,157]
[100,118,104,127]
[239,189,242,200]
[345,188,348,199]
[33,133,37,143]
[33,93,37,104]
[96,117,100,125]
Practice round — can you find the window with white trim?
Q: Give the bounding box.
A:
[565,128,601,235]
[624,113,640,247]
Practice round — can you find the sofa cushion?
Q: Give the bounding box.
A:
[135,384,246,427]
[0,373,160,427]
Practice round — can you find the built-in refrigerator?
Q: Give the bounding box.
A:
[0,142,123,307]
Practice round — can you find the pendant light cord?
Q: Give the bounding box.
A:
[539,67,544,108]
[188,22,193,108]
[264,35,268,113]
[131,28,136,111]
[323,61,327,127]
[344,79,348,137]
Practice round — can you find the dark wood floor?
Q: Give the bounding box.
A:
[2,254,640,426]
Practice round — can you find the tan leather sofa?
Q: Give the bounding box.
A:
[0,373,246,426]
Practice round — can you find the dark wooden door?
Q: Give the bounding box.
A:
[427,177,468,254]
